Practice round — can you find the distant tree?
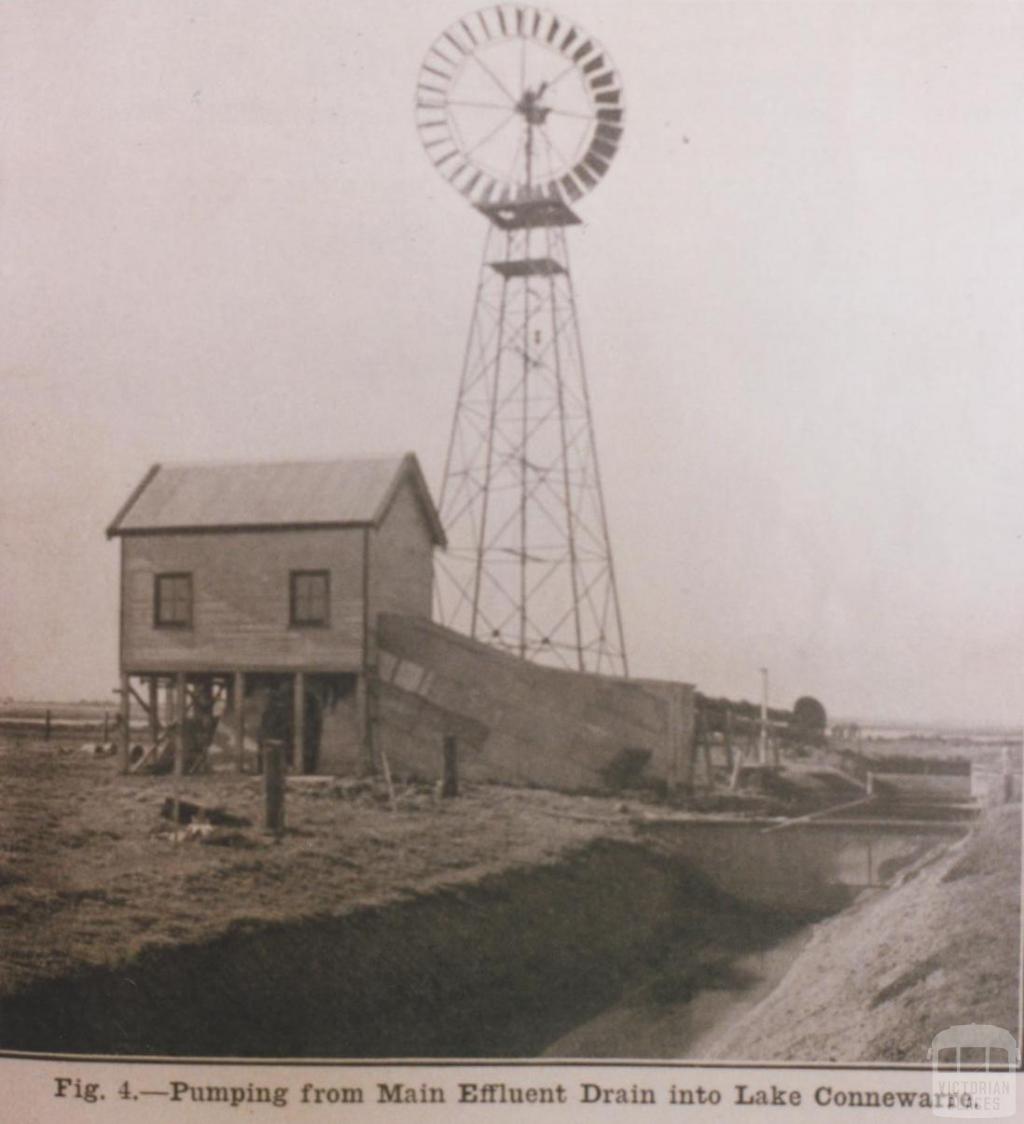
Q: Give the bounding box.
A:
[791,696,828,744]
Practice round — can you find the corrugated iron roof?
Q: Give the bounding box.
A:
[107,453,446,545]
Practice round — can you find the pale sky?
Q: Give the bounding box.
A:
[2,1,1023,726]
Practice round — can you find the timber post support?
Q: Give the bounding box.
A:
[264,739,286,835]
[118,674,130,773]
[356,674,373,775]
[442,734,459,798]
[667,688,682,794]
[293,672,305,774]
[171,673,186,828]
[234,671,245,773]
[696,711,713,789]
[174,673,186,778]
[147,677,159,747]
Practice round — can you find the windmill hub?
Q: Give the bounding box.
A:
[516,83,551,127]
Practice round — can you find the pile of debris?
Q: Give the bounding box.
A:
[157,798,255,847]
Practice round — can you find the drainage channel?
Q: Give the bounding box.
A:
[0,820,964,1059]
[545,813,968,1058]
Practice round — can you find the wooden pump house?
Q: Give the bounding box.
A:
[107,454,446,775]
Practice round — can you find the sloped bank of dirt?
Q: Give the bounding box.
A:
[0,837,807,1058]
[706,804,1022,1063]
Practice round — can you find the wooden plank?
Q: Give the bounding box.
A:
[128,682,151,714]
[761,795,874,834]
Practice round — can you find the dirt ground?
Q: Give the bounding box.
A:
[0,735,635,997]
[2,731,1019,1063]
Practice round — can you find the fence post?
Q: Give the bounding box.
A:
[118,676,130,774]
[264,739,286,835]
[442,735,459,798]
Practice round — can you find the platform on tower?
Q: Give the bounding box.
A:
[488,257,567,279]
[476,198,582,231]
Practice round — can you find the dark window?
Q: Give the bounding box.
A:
[290,570,330,627]
[154,573,193,628]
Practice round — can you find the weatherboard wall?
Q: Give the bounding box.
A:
[120,528,366,673]
[368,475,436,627]
[118,470,439,675]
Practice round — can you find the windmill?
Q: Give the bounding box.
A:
[416,5,628,676]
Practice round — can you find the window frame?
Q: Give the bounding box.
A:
[153,572,193,630]
[289,569,331,628]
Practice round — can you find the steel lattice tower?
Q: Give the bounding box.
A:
[417,5,628,676]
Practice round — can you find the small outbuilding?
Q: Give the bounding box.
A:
[107,453,446,775]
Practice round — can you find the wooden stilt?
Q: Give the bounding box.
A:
[174,673,186,778]
[165,677,175,740]
[667,688,682,793]
[694,711,712,789]
[148,677,159,747]
[118,673,130,774]
[293,671,305,774]
[355,674,372,775]
[234,671,245,773]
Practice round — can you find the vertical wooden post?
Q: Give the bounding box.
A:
[697,711,713,789]
[758,667,769,765]
[264,739,286,835]
[234,671,245,773]
[723,707,734,770]
[355,674,372,775]
[174,673,186,778]
[442,735,459,798]
[728,710,744,791]
[147,677,159,747]
[165,677,175,746]
[667,688,681,793]
[118,674,130,773]
[293,671,305,774]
